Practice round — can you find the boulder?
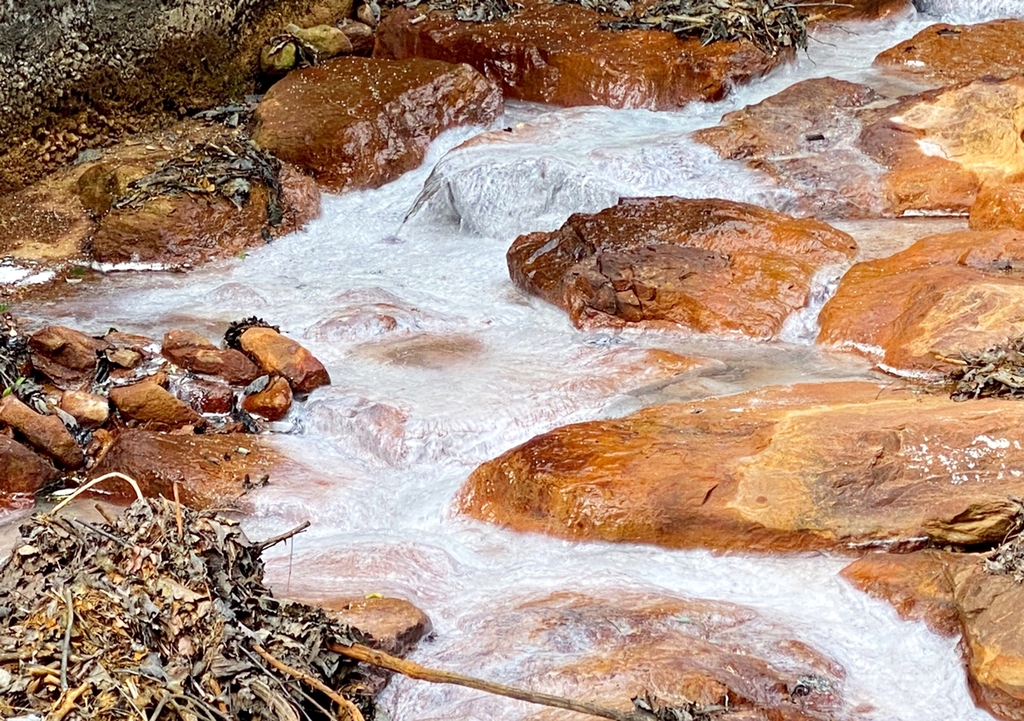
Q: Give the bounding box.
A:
[109,381,206,431]
[458,381,1024,552]
[374,1,791,109]
[162,329,262,385]
[874,20,1024,86]
[507,197,856,337]
[241,376,293,421]
[970,182,1024,232]
[59,389,110,429]
[88,429,275,508]
[90,164,320,266]
[0,395,84,470]
[817,229,1024,375]
[253,57,502,193]
[238,327,330,394]
[0,434,60,500]
[694,75,1024,219]
[28,325,110,388]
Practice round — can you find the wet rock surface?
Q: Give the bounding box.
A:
[507,197,857,337]
[0,434,59,503]
[874,19,1024,85]
[459,381,1024,552]
[163,329,263,385]
[253,56,503,192]
[108,380,208,432]
[817,229,1024,375]
[0,395,84,470]
[374,0,790,109]
[238,325,331,394]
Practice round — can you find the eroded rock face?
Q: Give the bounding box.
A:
[874,20,1024,86]
[374,1,790,110]
[971,183,1024,232]
[88,429,274,508]
[238,327,330,394]
[90,164,320,266]
[507,197,856,337]
[458,382,1024,552]
[817,229,1024,375]
[254,57,503,193]
[695,75,1024,218]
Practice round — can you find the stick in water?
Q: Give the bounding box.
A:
[327,642,653,721]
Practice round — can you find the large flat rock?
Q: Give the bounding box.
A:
[254,56,503,193]
[507,196,856,337]
[374,0,790,109]
[458,381,1024,551]
[817,228,1024,375]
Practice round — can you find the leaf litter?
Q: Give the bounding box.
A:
[0,497,374,721]
[946,337,1024,402]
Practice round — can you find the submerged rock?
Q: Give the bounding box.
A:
[253,57,502,193]
[874,19,1024,86]
[507,197,856,337]
[88,429,275,508]
[374,0,790,109]
[817,229,1024,375]
[458,381,1024,552]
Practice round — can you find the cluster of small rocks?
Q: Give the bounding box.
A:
[0,315,330,509]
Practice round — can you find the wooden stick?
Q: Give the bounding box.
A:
[255,520,311,552]
[252,644,365,721]
[60,587,74,690]
[51,472,144,514]
[50,682,90,721]
[327,642,652,721]
[173,482,184,537]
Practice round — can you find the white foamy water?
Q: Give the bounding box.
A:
[14,6,1024,720]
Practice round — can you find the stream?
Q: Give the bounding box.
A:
[13,2,1024,719]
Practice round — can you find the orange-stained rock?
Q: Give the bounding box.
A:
[695,75,1024,219]
[874,20,1024,86]
[813,0,910,21]
[109,381,206,431]
[317,596,432,656]
[0,434,59,500]
[0,395,83,470]
[254,57,502,193]
[507,197,856,337]
[374,1,791,109]
[87,429,275,508]
[239,327,330,394]
[162,329,262,385]
[693,77,889,218]
[458,381,1024,552]
[840,551,967,635]
[28,325,110,389]
[970,183,1024,232]
[59,389,110,430]
[241,376,293,421]
[444,590,844,720]
[0,179,94,262]
[817,229,1024,375]
[90,164,320,266]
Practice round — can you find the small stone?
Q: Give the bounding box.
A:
[338,20,375,56]
[241,375,293,421]
[162,329,262,385]
[109,381,206,431]
[292,25,353,58]
[172,377,235,415]
[260,41,298,76]
[239,327,330,394]
[59,389,110,429]
[0,395,84,470]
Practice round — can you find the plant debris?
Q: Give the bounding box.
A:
[985,499,1024,581]
[113,138,285,226]
[632,693,727,721]
[384,0,521,23]
[192,98,262,129]
[947,338,1024,401]
[0,497,373,721]
[224,317,280,351]
[601,0,807,56]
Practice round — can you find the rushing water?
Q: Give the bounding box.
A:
[13,4,1024,720]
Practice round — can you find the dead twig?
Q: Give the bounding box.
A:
[253,644,365,721]
[327,642,653,721]
[51,472,144,514]
[60,587,74,690]
[255,520,311,552]
[50,682,90,721]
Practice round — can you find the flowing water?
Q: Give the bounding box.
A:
[13,3,1024,719]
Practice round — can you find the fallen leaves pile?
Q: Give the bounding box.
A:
[0,497,373,721]
[948,338,1024,401]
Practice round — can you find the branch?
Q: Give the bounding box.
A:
[252,643,365,721]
